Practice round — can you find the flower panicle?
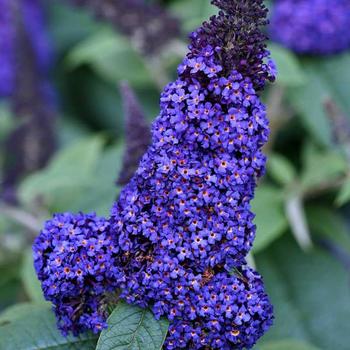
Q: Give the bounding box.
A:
[117,82,151,186]
[33,212,124,335]
[108,0,274,348]
[33,1,274,348]
[1,0,56,204]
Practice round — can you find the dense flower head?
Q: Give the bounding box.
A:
[111,47,270,276]
[109,0,274,347]
[119,258,273,349]
[163,268,273,350]
[270,0,350,55]
[33,0,274,345]
[33,212,124,335]
[70,0,180,55]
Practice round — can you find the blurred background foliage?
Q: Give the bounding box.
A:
[0,1,350,350]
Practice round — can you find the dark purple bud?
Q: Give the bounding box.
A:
[117,82,151,186]
[187,0,275,90]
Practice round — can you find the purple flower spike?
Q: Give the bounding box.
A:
[2,0,56,204]
[110,1,275,348]
[164,268,273,350]
[117,82,151,186]
[111,0,273,271]
[33,1,275,346]
[33,212,124,335]
[0,0,53,98]
[0,0,15,96]
[21,0,54,71]
[270,0,350,55]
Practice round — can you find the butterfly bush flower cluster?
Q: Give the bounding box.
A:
[111,0,275,348]
[270,0,350,55]
[34,0,275,348]
[33,213,124,335]
[1,0,56,203]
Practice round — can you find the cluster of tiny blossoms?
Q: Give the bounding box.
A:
[270,0,350,55]
[112,49,270,277]
[33,0,275,348]
[33,213,124,335]
[164,268,273,350]
[110,1,275,349]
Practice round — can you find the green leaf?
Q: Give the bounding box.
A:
[0,261,21,311]
[20,249,44,303]
[63,70,125,132]
[252,185,288,252]
[267,153,296,187]
[0,303,38,323]
[59,117,93,148]
[260,339,321,350]
[0,102,15,142]
[287,54,350,146]
[170,0,217,32]
[300,142,347,192]
[68,144,123,216]
[18,136,104,212]
[66,29,153,86]
[285,193,312,251]
[308,53,350,114]
[336,178,350,206]
[257,236,350,350]
[47,1,103,53]
[0,303,97,350]
[306,205,350,253]
[96,302,169,350]
[287,64,331,146]
[48,136,104,176]
[268,44,305,86]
